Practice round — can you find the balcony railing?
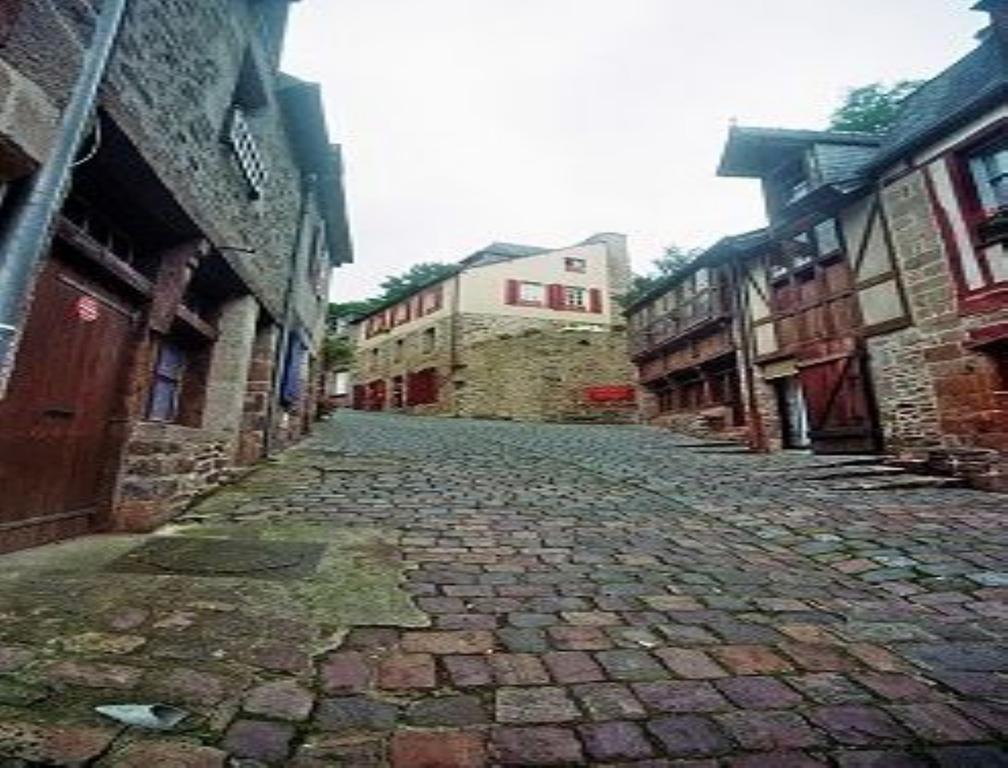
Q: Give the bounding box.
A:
[630,288,729,357]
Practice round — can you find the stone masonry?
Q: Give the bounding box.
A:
[2,411,1008,765]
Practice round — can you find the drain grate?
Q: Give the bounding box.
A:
[108,537,327,581]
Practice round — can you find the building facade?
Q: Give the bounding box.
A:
[0,0,352,552]
[629,0,1008,488]
[351,235,637,422]
[627,233,766,443]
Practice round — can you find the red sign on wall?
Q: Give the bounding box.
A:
[585,385,636,404]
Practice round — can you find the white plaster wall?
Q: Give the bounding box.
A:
[458,243,614,324]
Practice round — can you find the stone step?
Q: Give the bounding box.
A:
[825,475,970,492]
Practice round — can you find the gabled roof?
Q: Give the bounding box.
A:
[718,126,881,178]
[863,34,1008,173]
[459,241,551,267]
[624,229,769,314]
[276,74,354,266]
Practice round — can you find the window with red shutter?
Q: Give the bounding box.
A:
[505,279,520,305]
[547,284,564,310]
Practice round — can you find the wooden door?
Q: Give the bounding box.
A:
[796,338,880,454]
[0,261,135,553]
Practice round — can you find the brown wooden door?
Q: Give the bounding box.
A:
[796,338,880,455]
[0,261,135,553]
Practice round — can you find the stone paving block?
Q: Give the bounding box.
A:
[378,653,437,690]
[103,740,228,768]
[645,714,733,758]
[0,646,34,673]
[715,676,804,709]
[832,750,930,767]
[320,651,371,693]
[597,649,669,681]
[930,745,1008,767]
[402,631,495,655]
[787,673,873,704]
[570,682,646,721]
[243,679,314,721]
[727,751,830,767]
[886,703,989,743]
[779,642,860,672]
[491,726,584,765]
[579,721,655,761]
[655,648,727,679]
[853,672,939,701]
[496,686,579,724]
[710,645,794,675]
[490,653,551,685]
[547,625,613,650]
[390,729,486,768]
[443,655,493,687]
[222,719,295,764]
[632,680,731,713]
[46,660,144,689]
[806,705,912,746]
[495,628,547,653]
[407,695,488,726]
[314,695,399,733]
[543,651,605,683]
[716,710,827,750]
[0,722,118,766]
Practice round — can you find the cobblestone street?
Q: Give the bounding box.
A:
[3,411,1008,766]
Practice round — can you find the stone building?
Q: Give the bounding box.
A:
[0,0,352,552]
[627,0,1008,488]
[351,235,637,422]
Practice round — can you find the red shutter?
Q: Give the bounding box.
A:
[589,288,603,313]
[505,279,520,305]
[547,284,565,310]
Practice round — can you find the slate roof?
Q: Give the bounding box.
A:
[864,34,1008,172]
[718,127,881,178]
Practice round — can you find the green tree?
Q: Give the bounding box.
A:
[829,81,923,134]
[376,262,456,304]
[625,244,702,305]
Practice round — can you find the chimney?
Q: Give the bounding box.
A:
[974,0,1008,44]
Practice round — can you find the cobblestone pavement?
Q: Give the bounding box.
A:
[3,411,1008,766]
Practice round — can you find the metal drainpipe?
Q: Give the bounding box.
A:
[263,172,316,458]
[0,0,130,396]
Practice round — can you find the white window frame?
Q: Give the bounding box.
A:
[970,139,1008,213]
[564,286,587,309]
[519,281,545,304]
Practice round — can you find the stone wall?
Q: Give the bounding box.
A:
[873,170,1008,447]
[868,168,1008,487]
[455,327,636,423]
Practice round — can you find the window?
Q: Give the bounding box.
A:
[565,257,587,273]
[394,338,405,362]
[422,287,443,315]
[147,342,185,422]
[564,286,587,310]
[227,107,268,199]
[519,282,545,304]
[393,302,410,326]
[814,219,842,257]
[422,327,437,353]
[407,368,439,406]
[969,138,1008,214]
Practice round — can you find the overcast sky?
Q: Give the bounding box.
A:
[283,1,982,302]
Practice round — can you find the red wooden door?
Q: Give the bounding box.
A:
[0,261,135,553]
[796,338,880,455]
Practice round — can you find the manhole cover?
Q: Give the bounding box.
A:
[108,538,326,580]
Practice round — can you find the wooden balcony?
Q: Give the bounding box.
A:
[630,288,732,359]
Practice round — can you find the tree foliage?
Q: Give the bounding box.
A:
[829,81,923,134]
[626,244,703,304]
[377,262,456,304]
